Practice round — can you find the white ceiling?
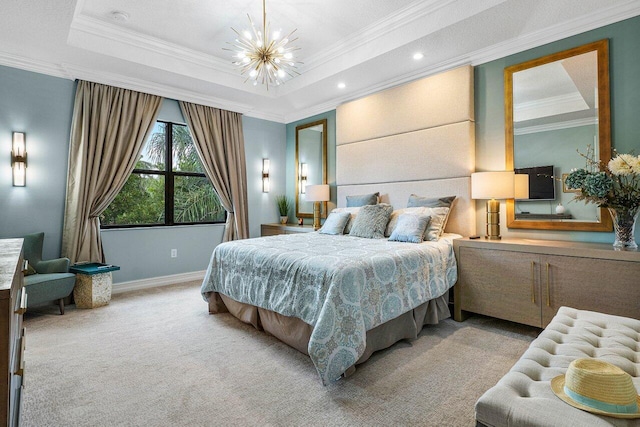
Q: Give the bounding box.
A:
[1,0,640,123]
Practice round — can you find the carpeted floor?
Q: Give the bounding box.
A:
[21,282,540,426]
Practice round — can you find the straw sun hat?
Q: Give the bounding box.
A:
[551,358,640,419]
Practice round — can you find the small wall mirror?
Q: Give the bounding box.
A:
[295,119,328,218]
[505,39,612,231]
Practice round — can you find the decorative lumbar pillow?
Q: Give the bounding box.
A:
[346,192,379,207]
[349,203,393,239]
[318,211,351,235]
[330,207,360,234]
[407,194,456,208]
[386,206,450,241]
[388,214,431,243]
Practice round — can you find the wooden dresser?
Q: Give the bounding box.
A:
[0,239,26,427]
[453,237,640,328]
[261,223,315,236]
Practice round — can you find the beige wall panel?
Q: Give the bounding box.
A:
[336,177,475,237]
[336,122,474,186]
[336,65,474,145]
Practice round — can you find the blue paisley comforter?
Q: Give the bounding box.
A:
[201,232,458,385]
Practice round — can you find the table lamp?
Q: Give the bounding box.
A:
[471,171,516,240]
[305,184,330,230]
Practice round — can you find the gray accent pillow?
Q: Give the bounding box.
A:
[388,214,431,243]
[349,203,393,239]
[407,194,456,208]
[318,211,351,235]
[385,206,450,241]
[346,192,379,207]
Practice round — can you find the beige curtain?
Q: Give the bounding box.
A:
[179,101,249,241]
[62,80,162,264]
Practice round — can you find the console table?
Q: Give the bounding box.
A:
[453,237,640,327]
[261,223,315,236]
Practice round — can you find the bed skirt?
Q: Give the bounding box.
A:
[208,291,451,377]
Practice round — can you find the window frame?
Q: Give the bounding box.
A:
[100,121,226,229]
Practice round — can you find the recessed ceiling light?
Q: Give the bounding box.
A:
[111,11,129,22]
[337,82,346,89]
[413,53,424,60]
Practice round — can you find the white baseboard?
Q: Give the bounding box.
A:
[112,270,206,294]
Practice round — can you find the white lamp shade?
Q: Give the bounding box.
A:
[514,173,529,200]
[305,184,330,202]
[471,171,515,200]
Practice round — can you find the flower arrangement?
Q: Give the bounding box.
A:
[565,146,640,210]
[565,146,640,249]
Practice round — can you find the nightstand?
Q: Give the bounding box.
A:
[453,237,640,328]
[261,223,315,236]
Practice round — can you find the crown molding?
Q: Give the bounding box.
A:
[467,0,640,65]
[2,1,639,125]
[69,14,232,72]
[285,1,640,123]
[0,51,71,80]
[67,14,281,99]
[514,117,597,136]
[515,92,589,123]
[301,0,458,71]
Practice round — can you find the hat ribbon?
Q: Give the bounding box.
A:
[564,386,638,414]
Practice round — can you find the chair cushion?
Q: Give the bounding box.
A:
[24,273,76,306]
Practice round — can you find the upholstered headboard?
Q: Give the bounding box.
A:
[336,65,476,237]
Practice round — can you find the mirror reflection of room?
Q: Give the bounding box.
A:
[512,50,600,222]
[295,119,327,219]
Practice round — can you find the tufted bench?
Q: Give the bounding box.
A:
[476,306,640,427]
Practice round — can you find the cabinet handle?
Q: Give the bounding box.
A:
[546,262,551,307]
[15,330,25,377]
[530,261,535,304]
[15,287,27,315]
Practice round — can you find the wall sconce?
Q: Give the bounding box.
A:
[11,132,27,187]
[262,158,270,193]
[299,163,308,194]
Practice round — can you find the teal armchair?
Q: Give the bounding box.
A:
[23,232,76,315]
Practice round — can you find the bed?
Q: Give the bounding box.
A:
[202,65,476,384]
[201,230,459,384]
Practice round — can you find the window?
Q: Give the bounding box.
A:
[101,121,226,228]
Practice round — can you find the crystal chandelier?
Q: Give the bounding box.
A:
[226,0,300,89]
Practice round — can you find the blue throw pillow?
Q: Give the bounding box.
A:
[389,214,432,243]
[318,211,351,235]
[346,192,379,207]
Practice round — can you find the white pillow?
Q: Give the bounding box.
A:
[386,206,450,241]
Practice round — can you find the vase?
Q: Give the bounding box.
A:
[607,207,639,250]
[279,216,288,224]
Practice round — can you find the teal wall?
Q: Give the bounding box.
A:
[0,65,75,260]
[0,65,286,283]
[285,110,337,224]
[475,15,640,243]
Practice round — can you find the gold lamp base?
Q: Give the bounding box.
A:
[313,201,321,230]
[485,199,501,240]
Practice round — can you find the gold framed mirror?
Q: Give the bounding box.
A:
[295,119,328,218]
[505,39,613,231]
